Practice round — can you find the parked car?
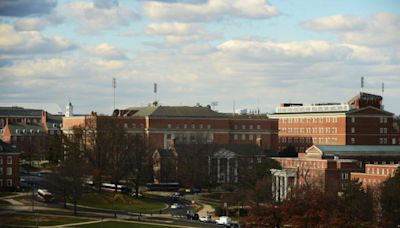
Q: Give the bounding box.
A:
[170,192,181,198]
[186,211,199,220]
[170,203,184,209]
[185,187,201,194]
[216,216,232,226]
[199,215,212,222]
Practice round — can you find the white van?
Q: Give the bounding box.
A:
[216,216,232,226]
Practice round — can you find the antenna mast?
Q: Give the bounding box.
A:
[154,83,158,105]
[361,76,364,92]
[112,77,116,110]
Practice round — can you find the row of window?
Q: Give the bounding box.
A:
[233,124,261,130]
[0,179,13,187]
[0,156,13,165]
[368,167,396,176]
[123,123,144,128]
[280,116,339,124]
[280,127,338,134]
[233,134,262,141]
[281,137,339,144]
[167,123,212,130]
[0,167,13,175]
[279,159,326,169]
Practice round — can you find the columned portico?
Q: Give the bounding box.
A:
[270,169,296,202]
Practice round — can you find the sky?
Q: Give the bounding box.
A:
[0,0,399,115]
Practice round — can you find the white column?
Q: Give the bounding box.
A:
[275,175,280,201]
[234,159,238,183]
[272,175,276,201]
[279,176,284,201]
[284,175,288,198]
[217,159,220,183]
[227,158,230,183]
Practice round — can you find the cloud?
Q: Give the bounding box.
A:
[81,43,126,60]
[303,15,365,31]
[14,14,63,31]
[0,0,57,17]
[64,1,139,33]
[304,12,400,47]
[145,22,201,35]
[143,0,279,22]
[0,24,76,55]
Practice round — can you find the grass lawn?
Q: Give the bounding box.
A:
[0,192,17,197]
[78,192,165,212]
[0,214,90,227]
[75,221,181,228]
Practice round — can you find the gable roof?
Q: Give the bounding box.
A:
[0,139,19,153]
[346,106,393,116]
[0,107,43,117]
[124,106,225,118]
[306,145,400,157]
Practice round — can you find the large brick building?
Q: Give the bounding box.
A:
[270,144,400,200]
[351,164,399,189]
[0,140,20,190]
[63,105,279,151]
[269,92,399,152]
[0,107,62,156]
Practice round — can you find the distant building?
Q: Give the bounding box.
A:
[0,107,62,154]
[351,164,399,189]
[152,144,271,185]
[63,105,279,151]
[0,140,20,190]
[269,92,399,153]
[270,144,400,201]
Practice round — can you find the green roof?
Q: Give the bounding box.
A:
[126,106,225,118]
[312,145,400,156]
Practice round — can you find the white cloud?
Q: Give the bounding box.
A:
[304,12,400,47]
[64,1,139,33]
[143,0,279,22]
[14,14,63,31]
[0,24,76,55]
[81,43,126,60]
[303,15,365,31]
[145,22,201,35]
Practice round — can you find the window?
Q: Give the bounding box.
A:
[0,157,2,165]
[351,117,355,123]
[380,117,383,123]
[234,125,238,130]
[241,134,246,140]
[383,128,387,134]
[234,134,238,140]
[384,117,387,123]
[351,137,355,144]
[7,167,12,175]
[380,128,384,134]
[351,127,355,133]
[207,124,211,129]
[242,125,245,130]
[7,156,12,165]
[7,179,12,187]
[249,125,253,130]
[383,138,387,144]
[184,124,187,129]
[0,168,2,175]
[393,138,397,145]
[167,124,172,129]
[257,124,261,130]
[249,134,254,140]
[192,124,195,129]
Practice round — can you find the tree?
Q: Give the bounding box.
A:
[279,146,297,157]
[48,127,88,216]
[380,167,400,227]
[45,133,64,164]
[339,179,375,227]
[129,134,152,198]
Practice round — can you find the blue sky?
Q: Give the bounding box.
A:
[0,0,399,114]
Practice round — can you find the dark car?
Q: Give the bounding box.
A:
[186,211,199,220]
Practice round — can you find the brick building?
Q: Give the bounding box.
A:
[270,144,400,200]
[0,140,20,190]
[63,105,279,151]
[269,92,399,152]
[351,164,399,189]
[0,107,62,155]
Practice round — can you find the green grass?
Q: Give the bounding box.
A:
[0,192,17,197]
[77,192,165,212]
[75,221,182,228]
[0,214,90,226]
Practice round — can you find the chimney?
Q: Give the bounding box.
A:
[256,138,262,147]
[41,111,48,131]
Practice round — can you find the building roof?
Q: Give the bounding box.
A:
[307,145,400,157]
[124,106,225,118]
[348,92,382,103]
[7,123,45,135]
[0,107,43,117]
[0,103,62,115]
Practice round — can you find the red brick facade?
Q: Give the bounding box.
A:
[351,164,399,189]
[269,93,399,152]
